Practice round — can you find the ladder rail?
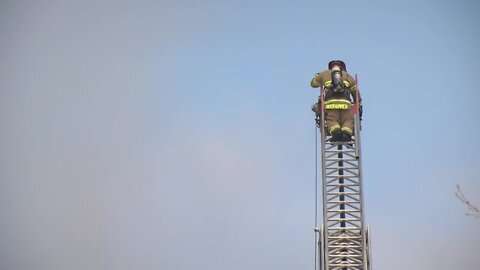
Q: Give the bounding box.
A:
[319,85,330,270]
[354,75,369,270]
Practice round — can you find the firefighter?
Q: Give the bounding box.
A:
[310,60,362,142]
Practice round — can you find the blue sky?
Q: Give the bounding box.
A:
[1,0,479,270]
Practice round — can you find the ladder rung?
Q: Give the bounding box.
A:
[326,200,361,205]
[328,250,363,255]
[326,200,360,204]
[327,237,362,240]
[328,245,363,249]
[325,158,357,161]
[326,188,360,193]
[329,263,363,267]
[327,223,362,227]
[328,233,362,236]
[327,166,358,171]
[327,192,360,195]
[325,171,359,174]
[326,209,361,212]
[324,141,356,145]
[327,235,362,239]
[329,245,363,249]
[325,176,360,179]
[328,254,363,258]
[326,207,361,212]
[328,218,361,221]
[325,150,356,154]
[327,227,361,232]
[327,215,361,220]
[325,183,360,187]
[328,239,362,244]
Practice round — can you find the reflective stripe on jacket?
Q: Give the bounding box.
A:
[324,99,352,110]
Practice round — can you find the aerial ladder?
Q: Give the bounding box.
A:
[314,75,372,270]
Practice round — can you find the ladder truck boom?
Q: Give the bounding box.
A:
[314,75,372,270]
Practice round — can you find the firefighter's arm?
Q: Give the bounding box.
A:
[350,85,362,105]
[310,73,321,88]
[345,73,363,119]
[346,73,361,105]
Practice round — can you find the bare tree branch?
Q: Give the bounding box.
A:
[455,184,480,218]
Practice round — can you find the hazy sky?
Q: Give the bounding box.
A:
[1,0,479,270]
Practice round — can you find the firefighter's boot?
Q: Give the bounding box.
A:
[340,127,353,142]
[330,128,342,142]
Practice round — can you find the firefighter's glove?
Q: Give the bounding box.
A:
[311,103,320,115]
[315,115,321,128]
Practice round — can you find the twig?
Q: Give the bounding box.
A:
[455,184,480,218]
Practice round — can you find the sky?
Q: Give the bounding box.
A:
[1,0,479,270]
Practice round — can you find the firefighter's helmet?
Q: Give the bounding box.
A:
[328,60,347,71]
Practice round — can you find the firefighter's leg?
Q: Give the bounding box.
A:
[340,108,354,141]
[325,109,342,141]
